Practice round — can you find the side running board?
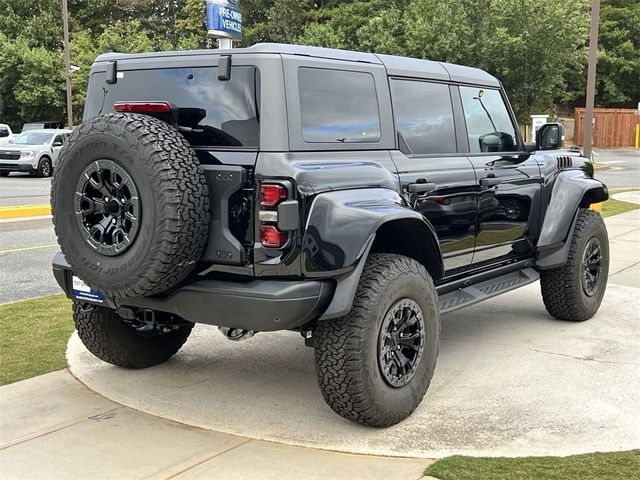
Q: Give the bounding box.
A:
[438,267,539,315]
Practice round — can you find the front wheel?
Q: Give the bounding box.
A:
[314,254,440,427]
[37,157,52,177]
[540,208,609,321]
[73,302,193,368]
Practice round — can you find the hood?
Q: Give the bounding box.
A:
[0,144,43,152]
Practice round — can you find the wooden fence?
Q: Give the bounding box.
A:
[574,108,639,148]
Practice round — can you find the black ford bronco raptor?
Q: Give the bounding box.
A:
[52,43,609,427]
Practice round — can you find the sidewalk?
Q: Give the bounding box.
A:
[0,372,430,480]
[1,211,638,480]
[605,209,640,288]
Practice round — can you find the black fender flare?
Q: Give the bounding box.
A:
[301,188,443,320]
[536,169,608,269]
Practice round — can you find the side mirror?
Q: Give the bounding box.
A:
[479,131,516,153]
[53,141,63,147]
[536,123,564,150]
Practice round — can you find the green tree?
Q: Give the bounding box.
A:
[595,0,640,106]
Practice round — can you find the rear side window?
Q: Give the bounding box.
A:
[459,87,518,153]
[390,79,456,155]
[298,68,380,143]
[0,127,9,138]
[85,66,260,148]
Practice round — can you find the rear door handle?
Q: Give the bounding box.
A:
[407,181,436,194]
[480,176,503,187]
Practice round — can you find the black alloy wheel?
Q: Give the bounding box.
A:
[74,159,140,256]
[581,237,603,297]
[378,298,426,388]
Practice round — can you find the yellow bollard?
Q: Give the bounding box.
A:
[635,124,639,149]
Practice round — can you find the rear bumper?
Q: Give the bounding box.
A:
[52,253,334,331]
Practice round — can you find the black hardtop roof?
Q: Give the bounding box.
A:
[94,43,500,87]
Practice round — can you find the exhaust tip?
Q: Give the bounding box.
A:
[218,327,255,341]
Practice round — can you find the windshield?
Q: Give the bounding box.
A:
[13,132,53,145]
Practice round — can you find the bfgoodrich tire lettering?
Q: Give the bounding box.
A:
[540,208,609,321]
[52,113,210,298]
[73,302,193,369]
[314,254,440,427]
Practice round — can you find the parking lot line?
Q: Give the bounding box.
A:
[0,244,58,255]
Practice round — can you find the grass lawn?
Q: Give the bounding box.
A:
[600,188,640,218]
[425,450,640,480]
[0,294,73,386]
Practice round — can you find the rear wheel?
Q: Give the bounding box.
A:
[314,254,440,427]
[73,302,193,368]
[540,208,609,321]
[0,171,9,177]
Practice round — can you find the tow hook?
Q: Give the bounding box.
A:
[218,327,255,341]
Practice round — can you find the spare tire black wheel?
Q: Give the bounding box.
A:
[52,113,210,298]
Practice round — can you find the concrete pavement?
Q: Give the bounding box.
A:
[66,210,640,459]
[0,371,429,480]
[606,208,640,288]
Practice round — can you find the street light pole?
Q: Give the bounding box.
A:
[583,0,600,159]
[62,0,73,128]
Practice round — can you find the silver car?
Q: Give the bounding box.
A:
[0,129,72,177]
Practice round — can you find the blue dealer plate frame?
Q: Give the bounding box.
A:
[72,275,105,303]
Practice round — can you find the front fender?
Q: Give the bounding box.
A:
[536,169,608,269]
[302,188,438,276]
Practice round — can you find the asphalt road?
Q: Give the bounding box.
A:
[593,149,640,189]
[0,217,60,303]
[0,173,52,207]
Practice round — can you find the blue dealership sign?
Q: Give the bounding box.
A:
[206,0,242,40]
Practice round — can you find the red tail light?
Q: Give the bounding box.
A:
[260,225,288,248]
[260,184,287,207]
[114,102,172,113]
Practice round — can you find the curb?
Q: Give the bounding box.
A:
[593,162,610,171]
[0,204,51,218]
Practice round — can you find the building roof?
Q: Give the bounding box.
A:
[95,43,500,87]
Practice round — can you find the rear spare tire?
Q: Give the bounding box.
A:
[52,113,210,298]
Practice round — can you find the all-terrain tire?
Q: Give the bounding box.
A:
[73,302,193,368]
[314,254,440,427]
[540,208,609,321]
[52,113,210,298]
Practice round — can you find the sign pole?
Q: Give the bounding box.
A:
[62,0,73,128]
[583,0,600,160]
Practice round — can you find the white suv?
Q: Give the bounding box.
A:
[0,124,14,146]
[0,129,72,177]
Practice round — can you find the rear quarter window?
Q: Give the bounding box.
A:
[298,67,381,144]
[85,66,260,148]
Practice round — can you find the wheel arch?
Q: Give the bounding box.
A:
[370,218,444,281]
[536,169,608,269]
[305,188,444,320]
